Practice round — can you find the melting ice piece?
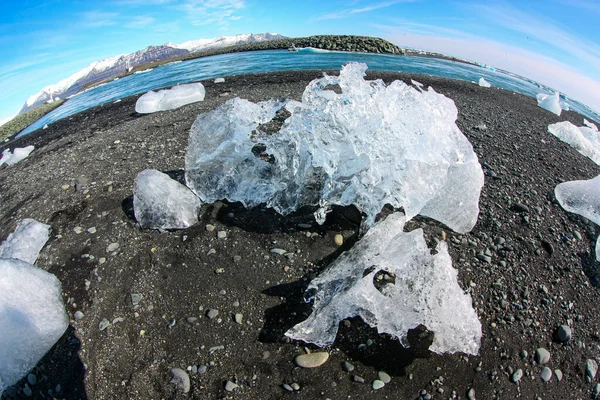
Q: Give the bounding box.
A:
[555,175,600,260]
[0,219,51,264]
[0,146,35,167]
[285,213,482,355]
[0,258,68,394]
[478,77,491,88]
[214,77,225,83]
[135,83,205,114]
[133,169,201,229]
[536,92,562,116]
[584,119,599,132]
[186,62,484,233]
[411,79,423,87]
[548,121,600,165]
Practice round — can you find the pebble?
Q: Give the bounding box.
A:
[557,325,572,342]
[291,383,300,391]
[206,224,215,232]
[512,203,530,213]
[540,367,552,382]
[131,293,143,306]
[586,359,598,379]
[535,348,550,364]
[282,383,294,392]
[554,369,563,381]
[294,352,329,368]
[234,313,243,324]
[197,364,207,374]
[224,381,238,392]
[334,234,344,246]
[378,371,391,384]
[353,375,365,383]
[574,231,582,240]
[27,374,37,385]
[74,311,84,320]
[87,227,97,234]
[106,242,119,253]
[594,383,600,398]
[206,309,219,319]
[512,368,523,383]
[187,317,198,323]
[270,248,286,255]
[170,368,190,393]
[61,184,70,190]
[217,231,227,239]
[372,380,385,390]
[99,318,110,331]
[98,257,106,264]
[207,248,216,255]
[467,388,476,400]
[343,361,355,372]
[23,385,32,397]
[73,226,83,234]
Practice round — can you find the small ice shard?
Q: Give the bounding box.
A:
[536,92,562,116]
[214,77,225,83]
[584,119,599,132]
[555,175,600,261]
[186,62,483,233]
[548,121,600,165]
[0,258,68,394]
[478,77,491,88]
[560,101,570,111]
[0,146,35,167]
[135,82,205,114]
[0,219,51,264]
[133,169,201,229]
[285,213,482,355]
[411,79,423,87]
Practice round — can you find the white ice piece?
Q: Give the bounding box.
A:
[133,169,201,229]
[0,219,51,264]
[411,79,423,87]
[555,175,600,260]
[536,92,562,116]
[135,83,205,114]
[186,62,484,233]
[548,121,600,165]
[285,213,482,355]
[0,258,68,394]
[478,77,491,88]
[214,77,225,83]
[0,146,35,167]
[584,119,599,132]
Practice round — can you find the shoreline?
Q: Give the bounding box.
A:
[2,70,600,399]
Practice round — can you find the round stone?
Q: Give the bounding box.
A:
[512,368,523,383]
[294,352,329,368]
[372,380,385,390]
[334,234,344,246]
[224,381,238,392]
[554,369,563,381]
[378,371,391,384]
[540,367,552,382]
[535,348,550,364]
[74,311,84,320]
[557,325,572,342]
[170,368,190,393]
[586,359,598,379]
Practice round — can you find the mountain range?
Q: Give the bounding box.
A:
[20,33,285,114]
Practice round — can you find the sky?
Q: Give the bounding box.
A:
[0,0,599,124]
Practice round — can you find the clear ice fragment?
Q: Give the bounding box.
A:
[285,213,482,355]
[133,169,201,229]
[548,121,600,165]
[0,146,35,167]
[584,119,599,132]
[0,219,51,264]
[536,92,562,116]
[478,77,491,88]
[555,174,600,261]
[135,83,205,114]
[0,258,68,394]
[185,63,483,233]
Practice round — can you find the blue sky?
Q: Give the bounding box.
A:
[1,0,599,124]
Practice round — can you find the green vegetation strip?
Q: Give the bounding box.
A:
[0,100,65,141]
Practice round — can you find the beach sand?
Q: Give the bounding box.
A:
[1,70,600,399]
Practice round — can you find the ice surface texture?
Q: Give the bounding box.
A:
[0,219,51,264]
[186,62,484,232]
[478,77,491,88]
[548,121,600,165]
[285,213,482,354]
[555,175,600,260]
[0,258,68,394]
[135,82,205,114]
[536,92,562,116]
[0,146,35,167]
[133,169,201,229]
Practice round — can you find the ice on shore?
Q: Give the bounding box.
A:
[133,169,201,229]
[0,145,35,167]
[285,213,482,355]
[186,62,483,233]
[536,92,562,116]
[548,121,600,165]
[555,175,600,260]
[0,219,51,264]
[584,119,599,131]
[214,77,225,83]
[0,258,68,394]
[478,77,491,88]
[135,83,205,114]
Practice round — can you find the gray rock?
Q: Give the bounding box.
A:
[557,325,572,342]
[372,380,385,390]
[217,231,227,239]
[343,361,355,372]
[99,318,110,331]
[294,352,329,368]
[291,383,300,391]
[378,371,391,384]
[554,369,563,381]
[270,248,286,255]
[512,368,523,383]
[467,388,476,400]
[206,309,219,319]
[535,348,550,364]
[106,242,119,253]
[282,383,294,392]
[197,364,207,374]
[353,375,365,383]
[27,374,37,385]
[186,317,198,323]
[586,359,598,379]
[234,313,243,324]
[540,367,552,382]
[205,224,215,232]
[23,385,32,397]
[512,203,530,213]
[170,368,190,393]
[224,381,238,392]
[594,383,600,398]
[74,311,84,320]
[131,293,143,306]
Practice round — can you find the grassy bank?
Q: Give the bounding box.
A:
[0,100,65,141]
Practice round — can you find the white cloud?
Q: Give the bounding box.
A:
[80,11,119,28]
[313,0,415,21]
[125,15,156,28]
[178,0,245,27]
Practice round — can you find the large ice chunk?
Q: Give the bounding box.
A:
[285,213,482,355]
[133,169,201,229]
[478,77,491,88]
[584,119,599,131]
[0,219,51,264]
[135,83,205,114]
[0,146,35,167]
[555,175,600,260]
[548,121,600,165]
[536,92,562,116]
[186,63,484,233]
[0,258,68,394]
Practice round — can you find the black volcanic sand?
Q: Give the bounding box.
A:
[2,70,600,400]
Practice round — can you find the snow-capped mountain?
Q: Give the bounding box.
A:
[19,33,285,114]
